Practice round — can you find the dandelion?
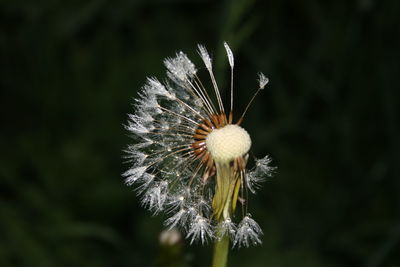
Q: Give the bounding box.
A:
[124,42,276,266]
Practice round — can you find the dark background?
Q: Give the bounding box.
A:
[1,0,399,266]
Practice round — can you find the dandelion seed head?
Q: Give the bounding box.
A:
[124,42,275,247]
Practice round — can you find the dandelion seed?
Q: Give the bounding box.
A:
[187,215,213,244]
[124,42,275,246]
[131,172,155,194]
[164,52,196,81]
[223,42,234,68]
[216,217,237,240]
[233,214,263,248]
[165,208,188,230]
[255,156,276,174]
[123,166,147,185]
[246,155,276,193]
[141,181,168,215]
[197,45,213,70]
[258,72,269,89]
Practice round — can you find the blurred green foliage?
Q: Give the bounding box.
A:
[1,0,399,266]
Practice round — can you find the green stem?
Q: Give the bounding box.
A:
[212,233,229,267]
[211,162,241,267]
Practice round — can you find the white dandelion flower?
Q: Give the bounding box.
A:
[124,42,275,246]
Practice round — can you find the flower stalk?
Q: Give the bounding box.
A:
[211,162,241,266]
[212,231,230,267]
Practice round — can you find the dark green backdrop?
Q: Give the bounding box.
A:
[1,0,399,266]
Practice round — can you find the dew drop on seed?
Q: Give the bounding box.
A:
[194,98,203,107]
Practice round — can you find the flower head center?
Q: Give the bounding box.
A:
[205,124,251,163]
